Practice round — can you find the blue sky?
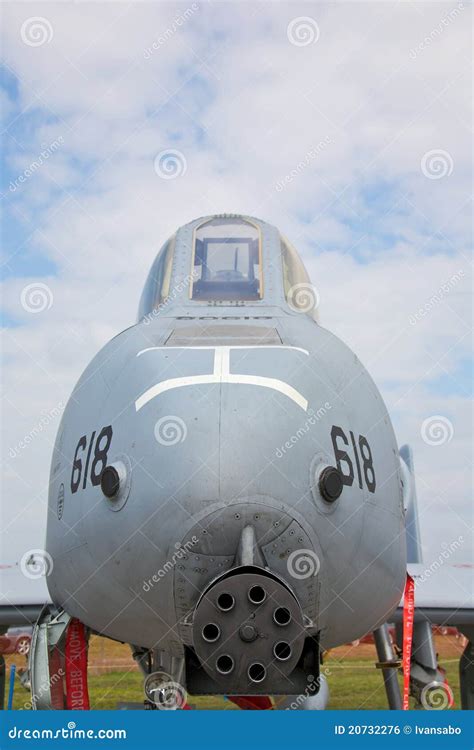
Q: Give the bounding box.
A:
[0,2,472,590]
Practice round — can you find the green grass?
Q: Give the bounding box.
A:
[9,659,461,711]
[325,659,460,710]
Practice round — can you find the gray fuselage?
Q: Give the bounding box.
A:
[46,215,406,671]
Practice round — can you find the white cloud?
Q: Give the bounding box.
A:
[1,1,472,597]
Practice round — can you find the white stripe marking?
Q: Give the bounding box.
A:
[136,345,309,357]
[135,345,308,412]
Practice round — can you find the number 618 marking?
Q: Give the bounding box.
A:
[330,425,376,493]
[70,425,113,494]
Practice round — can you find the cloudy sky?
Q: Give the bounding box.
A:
[1,1,472,602]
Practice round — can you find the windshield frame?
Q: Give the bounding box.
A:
[189,217,264,302]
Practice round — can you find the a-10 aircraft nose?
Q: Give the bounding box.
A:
[39,212,408,707]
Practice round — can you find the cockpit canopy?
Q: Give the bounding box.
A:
[138,215,313,319]
[191,218,262,301]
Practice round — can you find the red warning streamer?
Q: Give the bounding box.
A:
[402,573,415,710]
[65,618,90,710]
